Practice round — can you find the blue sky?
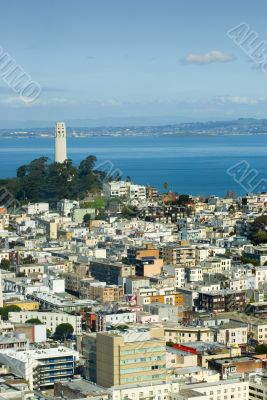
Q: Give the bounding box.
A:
[1,0,267,126]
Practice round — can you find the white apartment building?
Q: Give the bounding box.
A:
[164,326,213,344]
[164,265,186,288]
[26,202,49,215]
[110,380,180,400]
[179,228,207,241]
[125,276,150,295]
[0,213,9,228]
[0,346,79,390]
[186,266,203,282]
[249,374,267,400]
[57,199,79,216]
[0,251,9,263]
[129,184,146,200]
[8,311,82,335]
[201,257,231,274]
[212,323,248,346]
[255,267,267,289]
[104,181,129,198]
[96,311,137,331]
[175,378,248,400]
[104,180,147,201]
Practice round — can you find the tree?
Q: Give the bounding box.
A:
[1,155,108,204]
[21,255,35,264]
[255,344,267,354]
[25,318,43,324]
[228,205,235,214]
[177,194,190,205]
[121,205,138,219]
[95,209,108,221]
[225,191,236,199]
[249,215,267,244]
[78,156,97,177]
[240,255,260,266]
[163,182,169,191]
[83,213,91,224]
[166,341,175,347]
[0,305,21,321]
[54,323,74,339]
[0,259,10,270]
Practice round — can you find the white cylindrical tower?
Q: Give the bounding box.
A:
[55,122,67,163]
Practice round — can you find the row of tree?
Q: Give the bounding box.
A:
[0,156,107,203]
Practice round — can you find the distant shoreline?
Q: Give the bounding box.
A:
[1,132,267,139]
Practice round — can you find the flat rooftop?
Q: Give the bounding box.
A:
[0,346,79,362]
[211,356,260,365]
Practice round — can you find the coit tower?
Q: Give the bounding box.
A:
[54,122,67,163]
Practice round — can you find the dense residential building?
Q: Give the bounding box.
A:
[82,327,166,387]
[3,177,267,400]
[89,260,135,285]
[9,311,82,335]
[0,347,79,390]
[198,290,246,313]
[163,242,196,267]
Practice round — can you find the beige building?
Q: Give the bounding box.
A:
[60,264,90,295]
[17,264,44,276]
[163,242,196,267]
[81,281,124,303]
[201,257,231,274]
[83,327,166,388]
[48,221,58,240]
[164,326,213,344]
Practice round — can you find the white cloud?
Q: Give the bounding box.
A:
[183,50,234,64]
[0,96,77,107]
[216,95,266,105]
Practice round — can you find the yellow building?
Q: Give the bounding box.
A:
[150,293,183,307]
[4,300,39,311]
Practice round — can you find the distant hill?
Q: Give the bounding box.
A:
[0,117,267,136]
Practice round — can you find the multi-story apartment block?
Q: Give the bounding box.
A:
[211,321,248,346]
[103,181,147,201]
[136,287,183,310]
[186,266,203,282]
[174,379,248,400]
[95,311,137,331]
[129,184,147,200]
[89,261,135,285]
[0,346,79,390]
[163,242,196,267]
[127,247,160,265]
[198,290,246,313]
[164,326,213,344]
[0,334,29,351]
[82,327,166,387]
[249,374,267,400]
[125,276,150,295]
[163,265,186,288]
[201,257,231,274]
[9,311,82,335]
[80,280,124,303]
